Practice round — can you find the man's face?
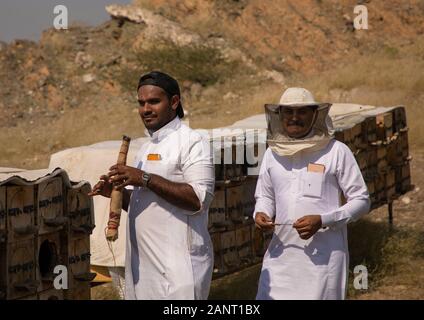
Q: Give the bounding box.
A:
[281,106,316,139]
[137,85,179,131]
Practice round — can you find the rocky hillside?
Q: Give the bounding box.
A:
[135,0,424,74]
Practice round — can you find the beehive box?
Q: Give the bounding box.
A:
[212,229,239,274]
[226,185,244,224]
[241,178,257,218]
[66,184,95,239]
[39,288,64,300]
[0,187,6,243]
[252,226,273,257]
[37,232,63,292]
[0,238,38,300]
[6,186,36,243]
[63,236,94,300]
[208,188,226,231]
[332,105,412,206]
[38,177,66,235]
[0,168,94,300]
[235,224,253,262]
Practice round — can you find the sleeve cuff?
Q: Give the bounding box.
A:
[253,202,275,220]
[321,211,337,228]
[188,182,213,216]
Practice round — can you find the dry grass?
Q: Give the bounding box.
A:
[209,264,262,300]
[347,216,424,299]
[91,283,122,300]
[0,101,144,169]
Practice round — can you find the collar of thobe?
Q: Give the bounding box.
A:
[145,116,181,142]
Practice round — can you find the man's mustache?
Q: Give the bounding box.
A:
[287,121,304,126]
[142,112,157,118]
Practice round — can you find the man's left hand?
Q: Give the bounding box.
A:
[293,215,322,240]
[108,164,143,190]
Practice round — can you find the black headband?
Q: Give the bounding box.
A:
[137,71,184,118]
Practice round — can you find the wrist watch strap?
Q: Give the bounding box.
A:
[141,171,151,188]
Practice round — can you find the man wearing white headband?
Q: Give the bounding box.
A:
[254,87,370,299]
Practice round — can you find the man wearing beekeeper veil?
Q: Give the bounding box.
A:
[254,87,370,300]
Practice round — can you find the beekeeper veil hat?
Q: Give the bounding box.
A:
[265,87,334,156]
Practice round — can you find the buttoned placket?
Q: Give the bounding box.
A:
[287,153,298,223]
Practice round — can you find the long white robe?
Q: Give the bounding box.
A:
[125,117,215,300]
[254,139,370,300]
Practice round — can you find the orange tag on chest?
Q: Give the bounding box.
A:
[147,153,162,161]
[307,163,325,173]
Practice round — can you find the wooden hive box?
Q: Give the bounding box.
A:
[392,107,407,133]
[211,231,224,275]
[376,112,394,141]
[39,288,64,300]
[208,188,227,231]
[36,232,63,293]
[352,123,366,150]
[0,187,5,243]
[6,185,37,243]
[212,229,239,274]
[376,145,389,174]
[16,294,38,300]
[235,224,253,263]
[355,149,369,171]
[37,177,66,235]
[214,164,223,182]
[220,229,239,273]
[226,185,244,224]
[385,169,396,201]
[252,226,264,257]
[1,239,38,300]
[0,240,5,298]
[66,184,95,239]
[396,162,412,194]
[387,135,405,167]
[361,116,378,144]
[241,177,257,220]
[252,226,274,257]
[63,236,94,300]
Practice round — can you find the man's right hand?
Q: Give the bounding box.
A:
[255,212,275,230]
[88,175,113,198]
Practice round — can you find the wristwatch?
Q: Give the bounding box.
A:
[141,171,151,188]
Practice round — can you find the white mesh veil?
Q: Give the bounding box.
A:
[265,103,335,156]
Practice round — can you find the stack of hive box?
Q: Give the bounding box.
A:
[209,130,271,276]
[332,105,411,209]
[0,168,95,300]
[209,104,412,277]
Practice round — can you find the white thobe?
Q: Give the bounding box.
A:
[254,139,370,300]
[125,117,215,300]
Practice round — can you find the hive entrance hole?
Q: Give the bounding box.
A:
[38,240,58,279]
